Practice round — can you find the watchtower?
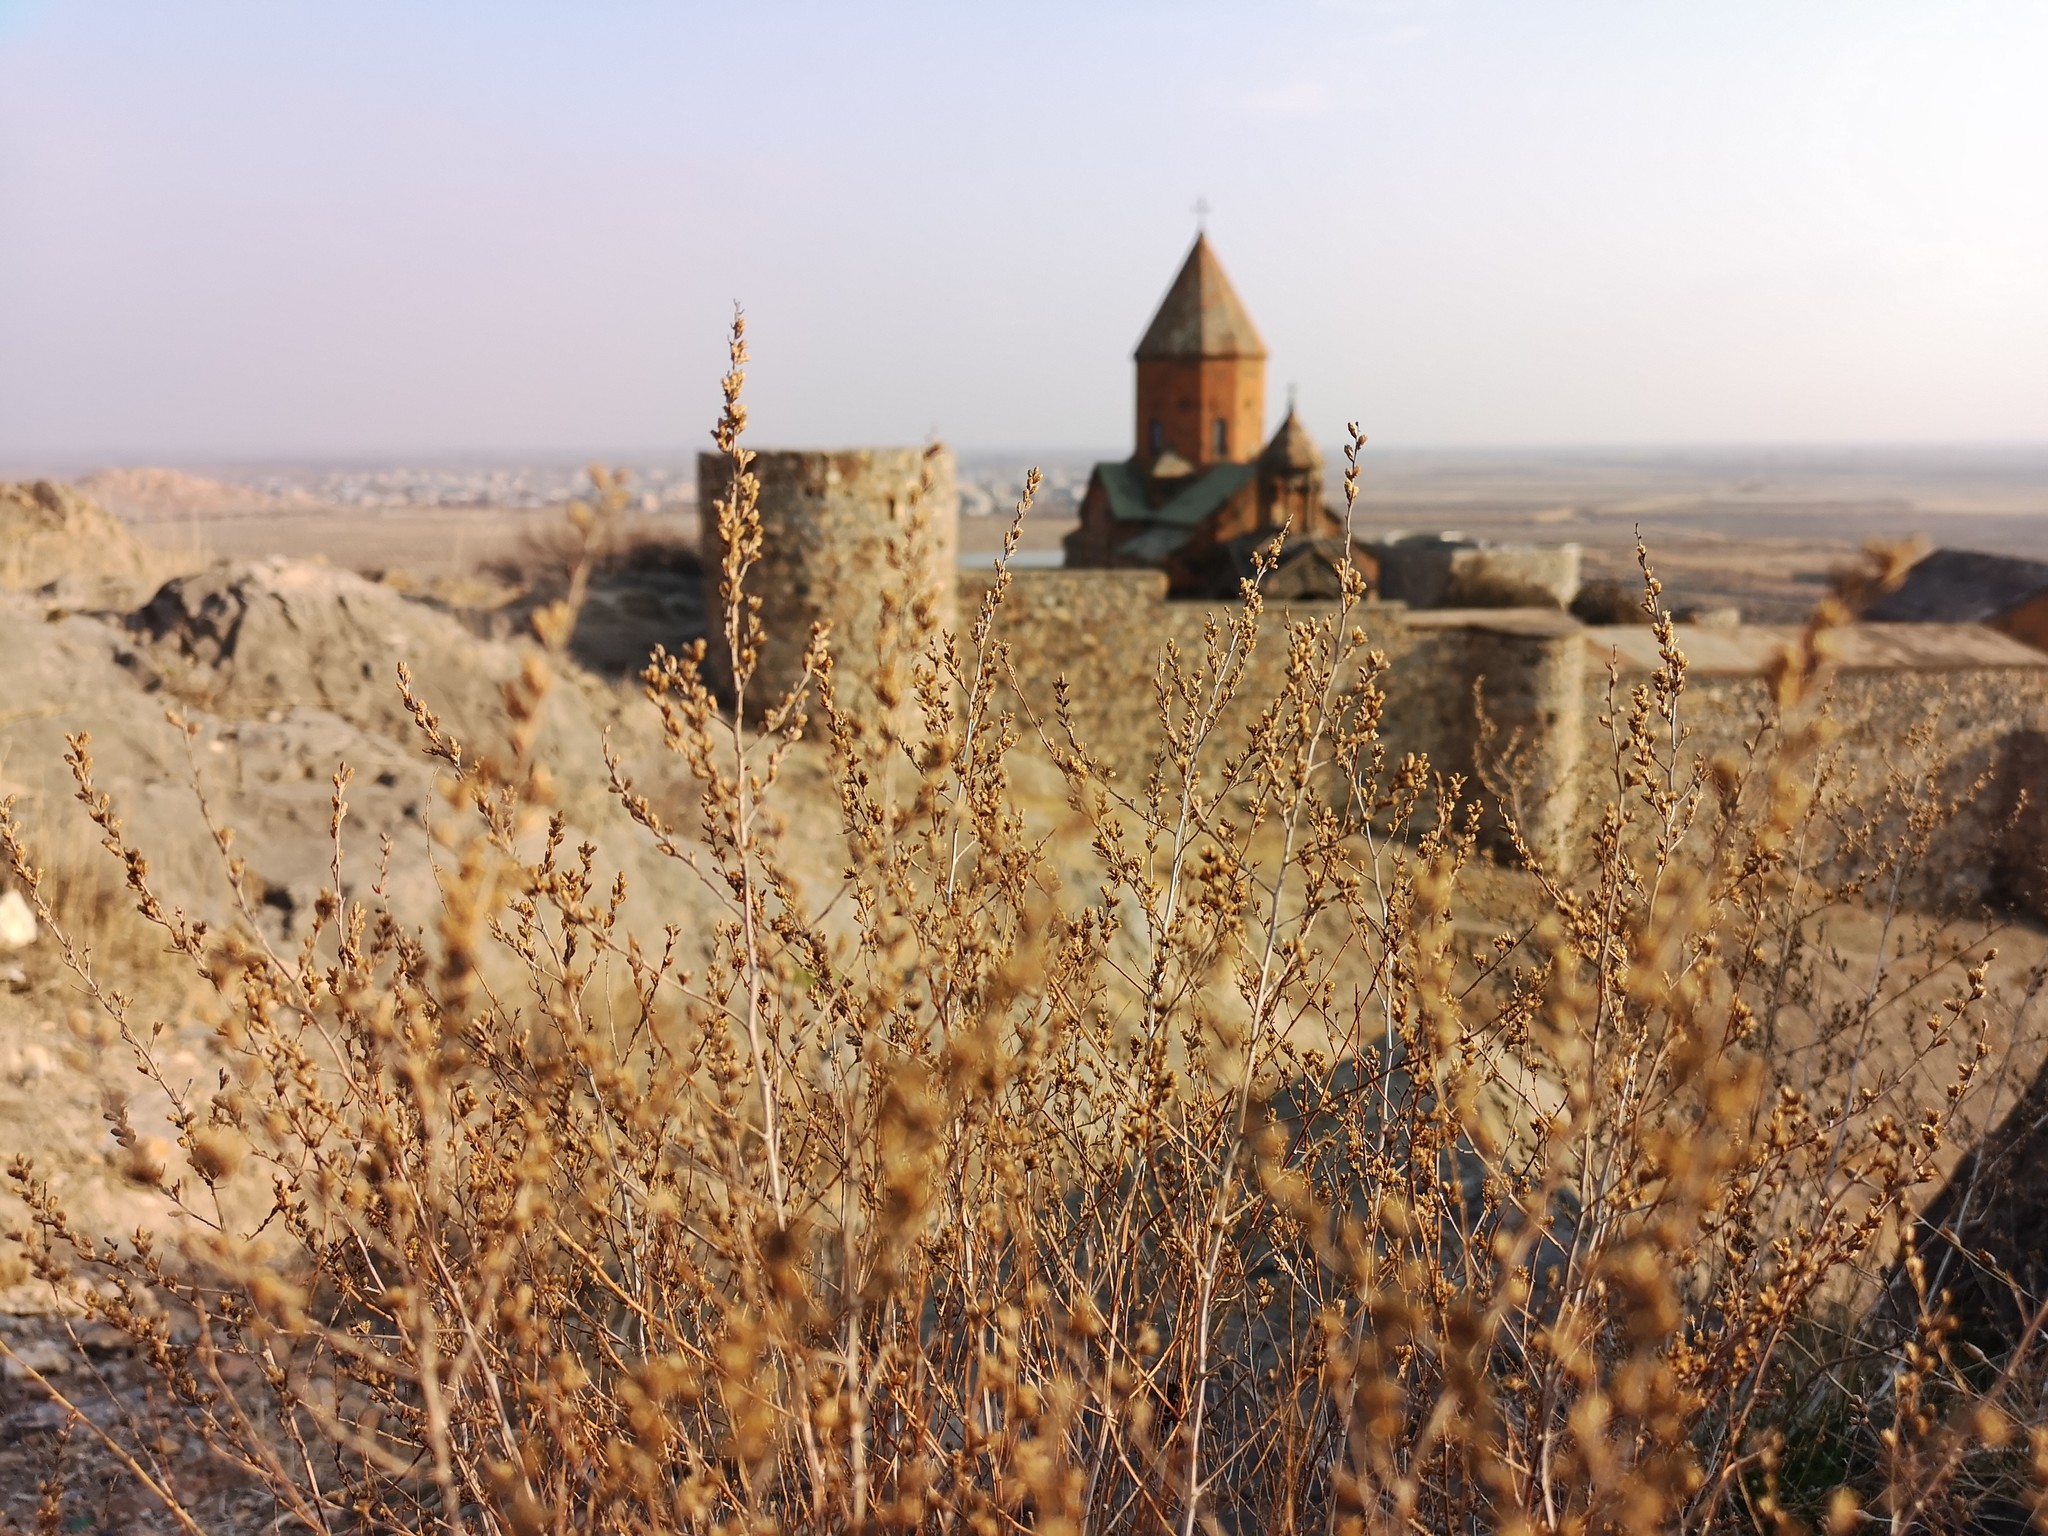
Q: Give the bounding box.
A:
[696,447,957,723]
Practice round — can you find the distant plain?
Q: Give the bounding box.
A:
[31,447,2048,624]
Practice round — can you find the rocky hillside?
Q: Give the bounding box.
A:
[71,466,293,522]
[0,480,171,606]
[0,488,733,1261]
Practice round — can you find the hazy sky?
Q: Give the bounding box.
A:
[2,1,2044,459]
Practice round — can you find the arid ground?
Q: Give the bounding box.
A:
[0,451,2045,1526]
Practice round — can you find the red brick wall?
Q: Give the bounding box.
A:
[1203,480,1267,544]
[1134,356,1265,471]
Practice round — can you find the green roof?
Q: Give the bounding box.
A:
[1095,459,1255,527]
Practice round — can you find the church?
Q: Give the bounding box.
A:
[1063,234,1344,595]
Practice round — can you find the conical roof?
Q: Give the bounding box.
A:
[1134,234,1268,361]
[1259,406,1322,471]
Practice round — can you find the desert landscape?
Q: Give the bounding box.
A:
[1,435,2047,1526]
[5,2,2046,1528]
[32,446,2047,621]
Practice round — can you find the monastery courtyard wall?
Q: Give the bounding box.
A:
[708,449,2048,907]
[966,568,2048,902]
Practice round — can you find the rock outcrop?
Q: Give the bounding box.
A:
[128,558,632,825]
[0,555,723,1253]
[0,481,164,606]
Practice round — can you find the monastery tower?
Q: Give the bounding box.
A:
[1133,234,1268,473]
[1066,234,1339,592]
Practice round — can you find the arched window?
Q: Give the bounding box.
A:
[1149,419,1163,455]
[1212,417,1228,457]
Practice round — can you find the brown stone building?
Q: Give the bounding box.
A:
[1064,234,1343,593]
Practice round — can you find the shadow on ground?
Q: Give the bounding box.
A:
[470,533,708,678]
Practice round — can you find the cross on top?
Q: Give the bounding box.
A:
[1192,196,1210,231]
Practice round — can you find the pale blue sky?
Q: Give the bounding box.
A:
[2,1,2044,458]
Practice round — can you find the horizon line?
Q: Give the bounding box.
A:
[7,438,2048,472]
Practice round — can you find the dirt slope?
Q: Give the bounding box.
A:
[0,481,171,607]
[0,549,725,1273]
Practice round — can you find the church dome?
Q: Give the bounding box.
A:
[1259,407,1322,473]
[1134,234,1268,361]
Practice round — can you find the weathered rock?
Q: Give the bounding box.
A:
[0,1337,74,1381]
[128,558,629,825]
[0,572,722,1252]
[0,481,164,606]
[0,565,707,956]
[0,893,35,952]
[1889,1055,2048,1358]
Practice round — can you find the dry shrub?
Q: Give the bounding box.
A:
[1571,577,1653,626]
[0,319,2041,1534]
[490,475,701,597]
[1446,568,1563,610]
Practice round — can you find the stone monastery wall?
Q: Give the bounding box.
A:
[715,448,2048,908]
[965,567,2048,900]
[964,570,1587,853]
[1582,622,2048,906]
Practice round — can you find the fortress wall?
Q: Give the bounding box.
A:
[700,447,956,719]
[964,569,1437,776]
[712,436,2048,911]
[1585,624,2048,907]
[963,574,1590,861]
[964,573,2048,902]
[959,568,1179,762]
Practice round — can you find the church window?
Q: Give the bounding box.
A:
[1149,419,1163,455]
[1213,417,1229,457]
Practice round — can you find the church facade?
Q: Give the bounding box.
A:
[1063,234,1342,595]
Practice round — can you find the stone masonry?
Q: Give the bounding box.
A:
[727,450,2048,900]
[698,447,957,723]
[961,565,2048,888]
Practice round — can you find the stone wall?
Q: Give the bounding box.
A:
[962,568,2048,897]
[732,452,2048,903]
[1372,536,1583,610]
[961,569,1427,774]
[1589,622,2048,907]
[961,571,1589,859]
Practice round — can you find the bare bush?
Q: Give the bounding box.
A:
[1570,577,1653,626]
[489,474,700,598]
[0,319,2040,1533]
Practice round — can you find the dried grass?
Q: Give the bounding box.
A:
[0,318,2042,1533]
[490,480,700,598]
